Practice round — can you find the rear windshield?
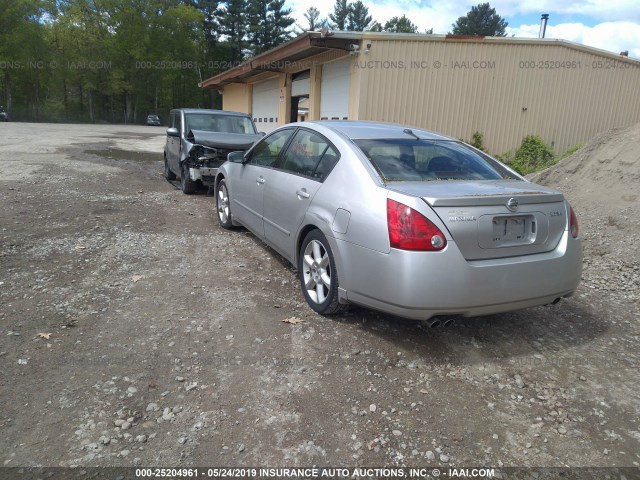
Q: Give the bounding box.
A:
[185,113,256,135]
[354,139,518,181]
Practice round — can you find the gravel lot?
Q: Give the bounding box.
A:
[0,123,639,471]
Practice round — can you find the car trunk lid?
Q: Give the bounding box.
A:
[387,180,568,260]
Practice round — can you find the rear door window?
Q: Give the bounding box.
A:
[278,129,340,180]
[248,129,294,167]
[312,146,339,180]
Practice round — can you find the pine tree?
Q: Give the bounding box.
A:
[347,1,372,31]
[191,0,222,67]
[329,0,349,30]
[383,15,418,33]
[451,2,508,37]
[268,0,294,47]
[247,0,293,56]
[368,21,382,32]
[301,7,321,31]
[220,0,247,63]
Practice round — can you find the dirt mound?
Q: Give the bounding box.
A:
[530,123,640,304]
[530,123,640,214]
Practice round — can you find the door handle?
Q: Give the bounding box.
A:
[256,177,265,185]
[296,188,310,199]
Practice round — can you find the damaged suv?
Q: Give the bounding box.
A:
[164,109,262,194]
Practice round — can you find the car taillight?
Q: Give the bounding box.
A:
[569,205,579,238]
[387,199,447,251]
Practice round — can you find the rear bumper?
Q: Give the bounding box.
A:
[335,230,582,320]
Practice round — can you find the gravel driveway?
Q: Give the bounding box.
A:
[0,123,639,472]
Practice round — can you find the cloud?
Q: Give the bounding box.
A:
[287,0,458,33]
[507,21,640,59]
[476,0,640,22]
[287,1,640,59]
[287,0,640,59]
[365,1,458,32]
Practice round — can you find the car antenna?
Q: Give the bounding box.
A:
[403,128,420,140]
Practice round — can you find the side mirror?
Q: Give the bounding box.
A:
[166,127,180,137]
[228,151,246,163]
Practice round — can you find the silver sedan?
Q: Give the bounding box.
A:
[214,122,582,320]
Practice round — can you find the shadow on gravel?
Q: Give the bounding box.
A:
[332,298,608,366]
[227,226,608,367]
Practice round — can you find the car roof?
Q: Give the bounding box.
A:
[301,121,455,141]
[171,108,251,118]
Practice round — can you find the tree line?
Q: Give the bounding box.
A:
[0,1,507,124]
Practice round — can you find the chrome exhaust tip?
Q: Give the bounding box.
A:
[443,318,455,327]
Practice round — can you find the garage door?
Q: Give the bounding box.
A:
[252,78,279,134]
[320,58,351,120]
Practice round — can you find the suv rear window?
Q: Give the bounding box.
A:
[354,139,518,181]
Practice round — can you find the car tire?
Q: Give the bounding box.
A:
[298,230,345,315]
[164,156,176,180]
[180,163,197,194]
[216,179,234,229]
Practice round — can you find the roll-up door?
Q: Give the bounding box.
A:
[320,58,351,120]
[252,78,279,133]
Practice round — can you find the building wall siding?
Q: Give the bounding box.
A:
[356,38,640,154]
[221,83,252,114]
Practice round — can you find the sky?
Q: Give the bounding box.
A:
[287,0,640,59]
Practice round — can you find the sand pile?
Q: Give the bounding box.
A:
[531,124,640,215]
[529,123,640,304]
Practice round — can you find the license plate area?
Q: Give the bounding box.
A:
[491,214,536,247]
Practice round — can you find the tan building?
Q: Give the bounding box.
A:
[201,32,640,154]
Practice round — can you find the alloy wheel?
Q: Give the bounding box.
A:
[302,239,332,304]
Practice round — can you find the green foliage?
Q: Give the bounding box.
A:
[557,143,583,161]
[496,141,584,174]
[247,0,294,56]
[368,21,383,32]
[382,15,418,33]
[347,1,373,31]
[0,0,298,123]
[329,0,349,30]
[220,0,247,64]
[470,131,485,151]
[510,135,555,175]
[295,7,322,32]
[329,0,376,31]
[451,3,508,37]
[495,140,583,175]
[269,0,295,46]
[494,151,514,164]
[0,0,54,118]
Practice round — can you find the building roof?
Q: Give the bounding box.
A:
[200,31,640,89]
